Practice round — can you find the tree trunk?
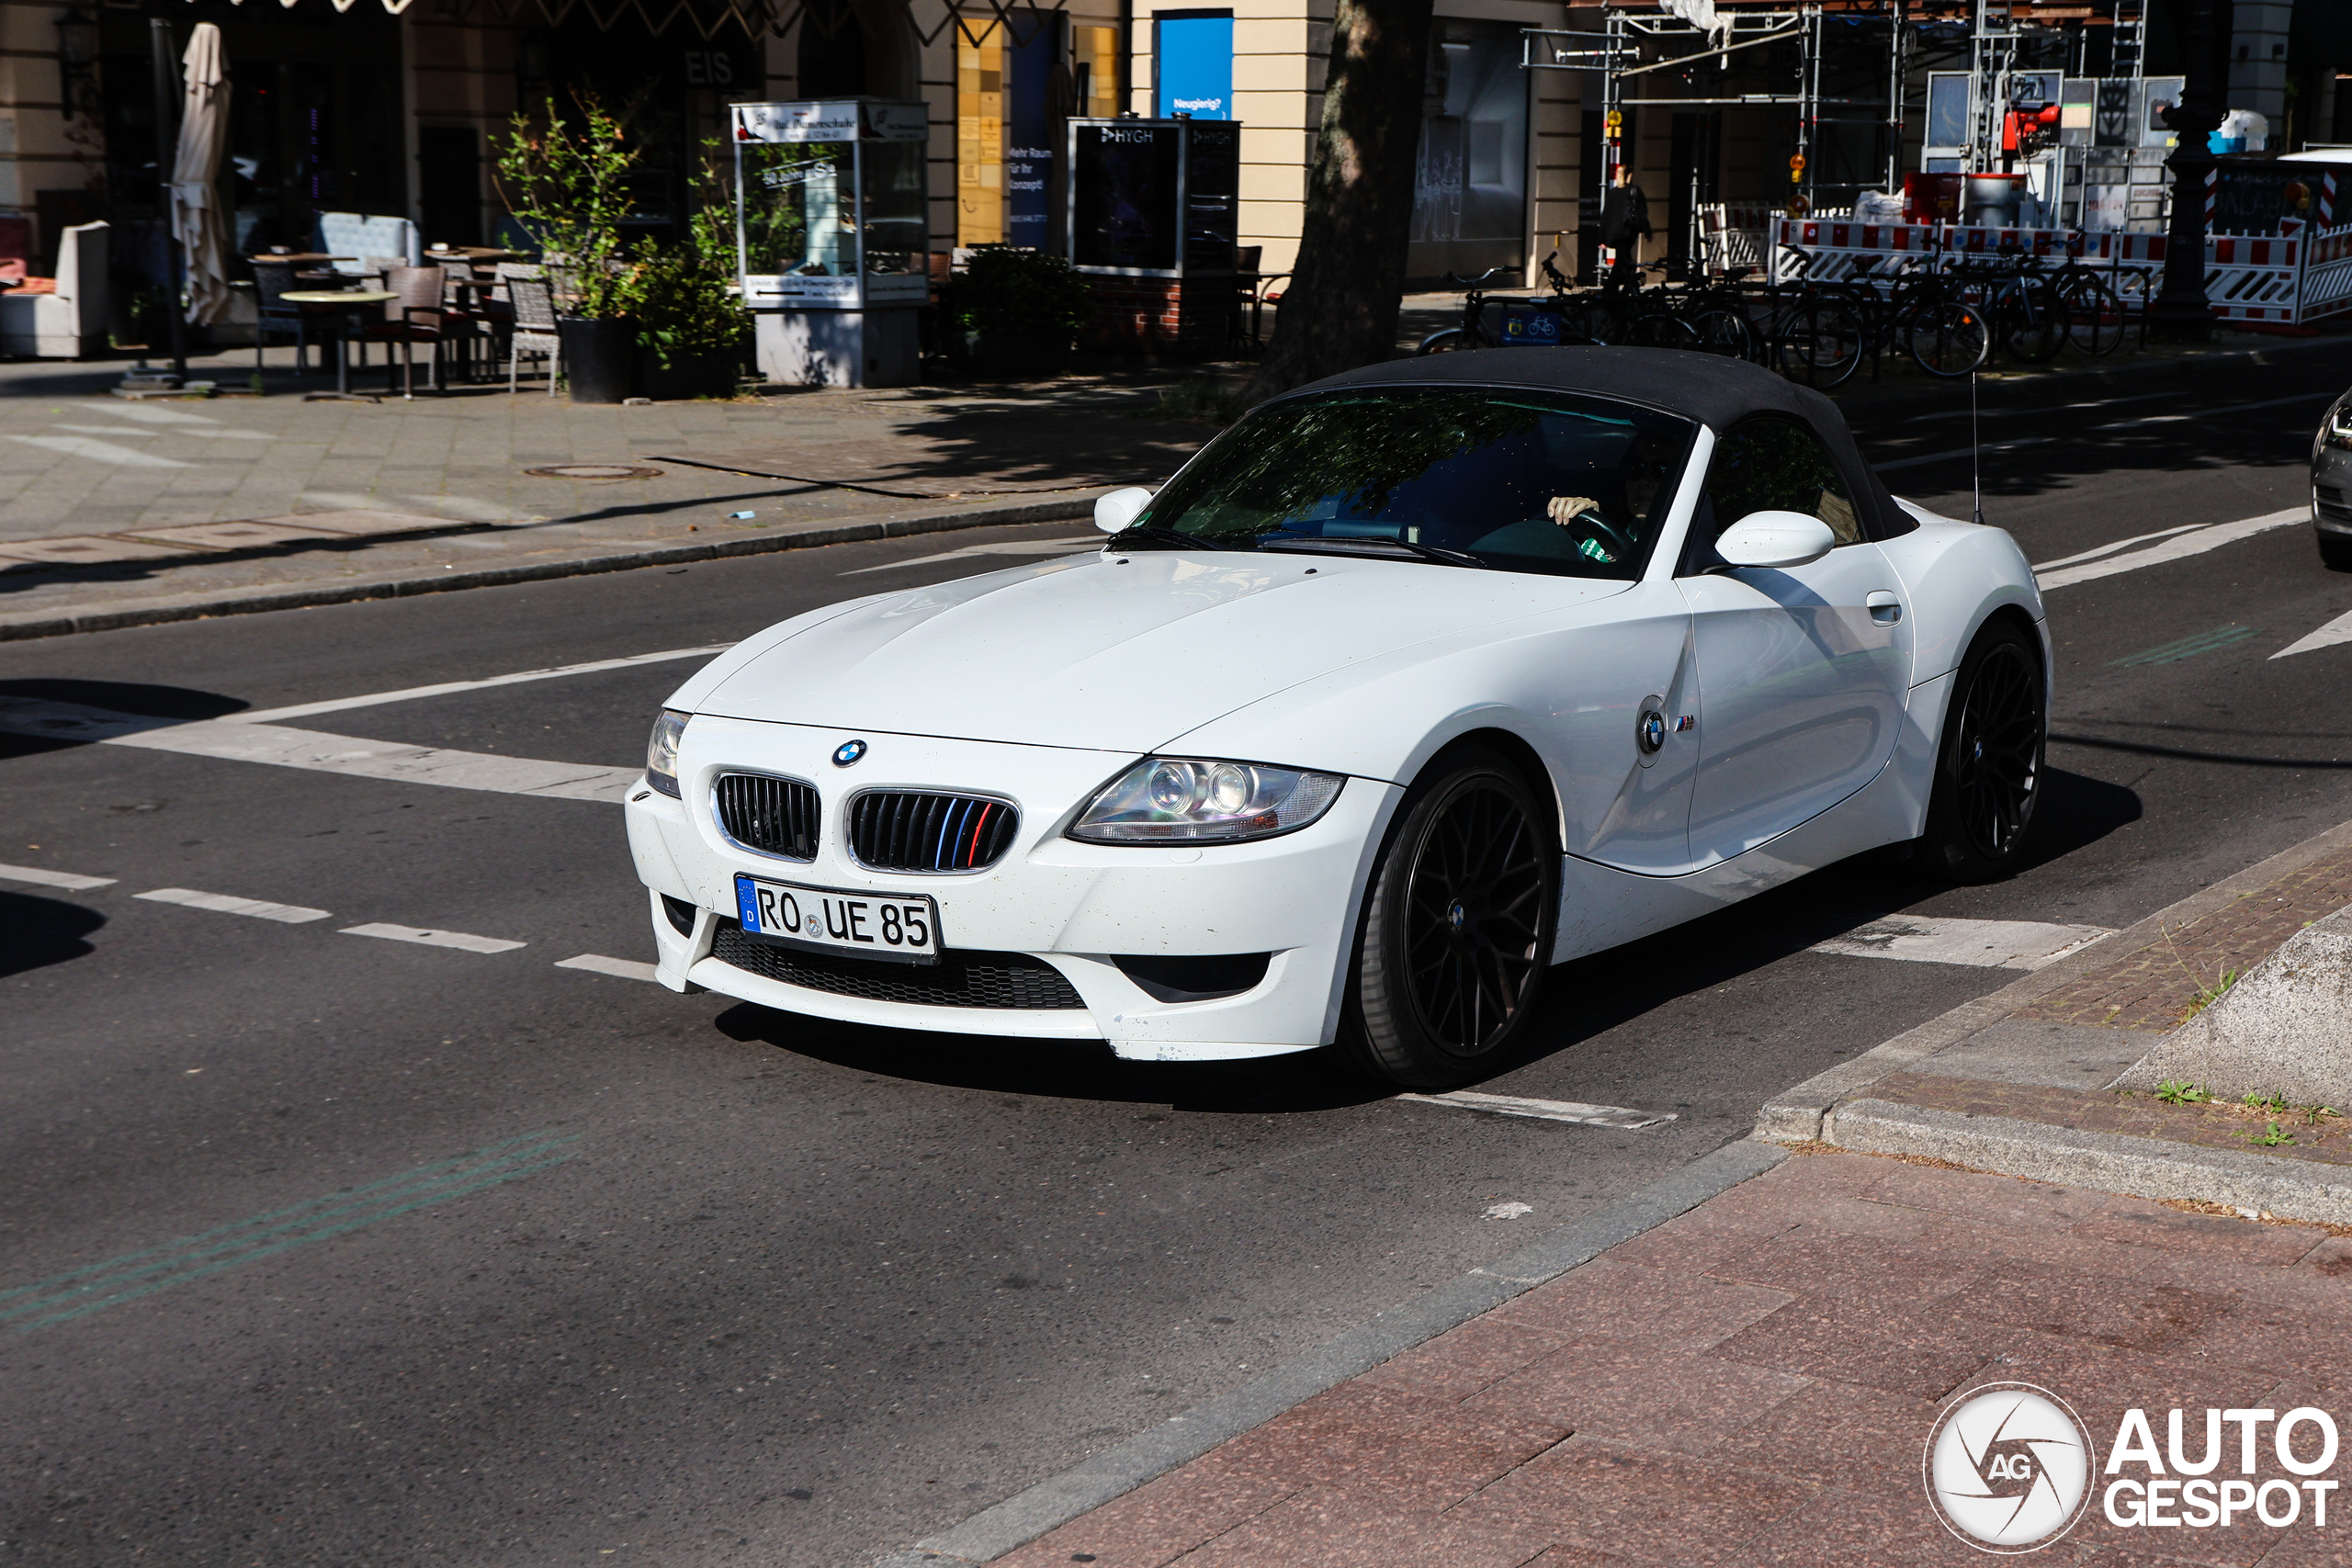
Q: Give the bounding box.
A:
[1240,0,1432,405]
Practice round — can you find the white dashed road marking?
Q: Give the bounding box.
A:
[2273,606,2352,660]
[341,923,528,953]
[0,863,116,891]
[135,887,331,923]
[1810,915,2112,970]
[556,953,662,982]
[1398,1091,1678,1130]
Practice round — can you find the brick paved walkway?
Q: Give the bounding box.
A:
[988,1152,2351,1568]
[2016,849,2352,1032]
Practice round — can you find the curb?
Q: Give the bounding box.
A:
[0,494,1102,643]
[872,1138,1788,1568]
[1756,809,2352,1144]
[1826,1100,2352,1226]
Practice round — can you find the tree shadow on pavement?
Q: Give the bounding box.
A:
[0,678,247,761]
[0,891,104,977]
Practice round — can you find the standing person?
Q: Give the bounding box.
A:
[1599,162,1652,290]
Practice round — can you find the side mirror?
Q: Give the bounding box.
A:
[1094,486,1154,535]
[1714,511,1837,570]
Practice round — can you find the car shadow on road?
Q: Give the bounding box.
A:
[711,1005,1386,1114]
[0,891,104,976]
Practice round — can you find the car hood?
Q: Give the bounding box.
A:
[685,549,1629,753]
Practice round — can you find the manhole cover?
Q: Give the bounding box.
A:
[524,464,662,480]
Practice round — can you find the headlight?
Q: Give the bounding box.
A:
[2329,402,2352,448]
[645,708,689,798]
[1067,757,1343,844]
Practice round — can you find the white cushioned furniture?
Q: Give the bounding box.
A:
[0,221,110,359]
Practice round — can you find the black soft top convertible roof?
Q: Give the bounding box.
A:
[1284,347,1913,541]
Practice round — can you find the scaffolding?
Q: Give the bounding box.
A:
[1522,1,2161,267]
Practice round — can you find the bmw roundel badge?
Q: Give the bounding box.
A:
[832,739,868,767]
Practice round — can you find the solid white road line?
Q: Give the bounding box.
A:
[840,536,1102,575]
[341,923,527,953]
[231,645,735,724]
[2034,509,2305,592]
[135,887,331,923]
[556,953,662,982]
[2272,606,2352,660]
[0,696,642,804]
[2030,524,2208,573]
[0,862,116,891]
[1397,1090,1678,1131]
[1810,915,2112,970]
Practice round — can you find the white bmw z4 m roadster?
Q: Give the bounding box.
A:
[625,349,2047,1088]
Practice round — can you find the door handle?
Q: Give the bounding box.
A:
[1866,590,1902,625]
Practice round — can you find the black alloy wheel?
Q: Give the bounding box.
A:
[1920,622,2044,883]
[1344,750,1558,1087]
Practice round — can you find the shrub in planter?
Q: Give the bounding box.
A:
[944,245,1091,375]
[619,200,751,400]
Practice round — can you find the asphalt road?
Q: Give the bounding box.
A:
[6,347,2352,1568]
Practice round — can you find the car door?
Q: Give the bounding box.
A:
[1678,414,1914,865]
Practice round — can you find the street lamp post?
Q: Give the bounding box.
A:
[2147,0,2228,343]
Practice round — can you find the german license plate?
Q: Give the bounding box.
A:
[733,874,940,964]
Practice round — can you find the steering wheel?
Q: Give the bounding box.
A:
[1548,498,1636,562]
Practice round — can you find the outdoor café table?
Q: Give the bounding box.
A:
[246,254,354,267]
[424,246,515,265]
[278,290,397,395]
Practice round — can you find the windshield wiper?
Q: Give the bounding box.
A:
[1104,525,1256,551]
[1257,534,1487,569]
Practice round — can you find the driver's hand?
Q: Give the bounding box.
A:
[1547,495,1600,528]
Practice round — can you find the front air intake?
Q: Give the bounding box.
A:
[847,791,1019,873]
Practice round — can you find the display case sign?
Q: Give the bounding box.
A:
[1067,117,1238,276]
[733,100,932,309]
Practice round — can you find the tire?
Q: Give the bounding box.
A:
[1778,297,1866,388]
[2322,533,2352,571]
[1917,621,2046,884]
[2059,274,2125,357]
[1905,299,1990,378]
[1998,277,2066,364]
[1341,750,1559,1089]
[1629,312,1700,350]
[1693,307,1755,358]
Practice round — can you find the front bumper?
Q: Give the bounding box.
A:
[623,716,1399,1061]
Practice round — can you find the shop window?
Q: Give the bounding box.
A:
[1074,24,1120,119]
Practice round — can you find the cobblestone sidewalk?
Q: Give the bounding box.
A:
[951,1151,2351,1568]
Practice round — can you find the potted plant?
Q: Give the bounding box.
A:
[943,245,1092,376]
[496,92,639,402]
[620,169,751,400]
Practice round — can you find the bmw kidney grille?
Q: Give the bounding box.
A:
[714,773,820,861]
[850,791,1019,873]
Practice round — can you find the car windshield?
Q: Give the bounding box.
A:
[1131,386,1698,580]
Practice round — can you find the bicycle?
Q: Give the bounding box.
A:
[1416,266,1517,355]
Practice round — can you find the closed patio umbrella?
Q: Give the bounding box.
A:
[168,22,232,326]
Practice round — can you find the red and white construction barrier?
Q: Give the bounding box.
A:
[1767,217,2352,326]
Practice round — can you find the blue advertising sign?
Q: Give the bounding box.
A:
[1156,15,1233,120]
[1006,20,1057,248]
